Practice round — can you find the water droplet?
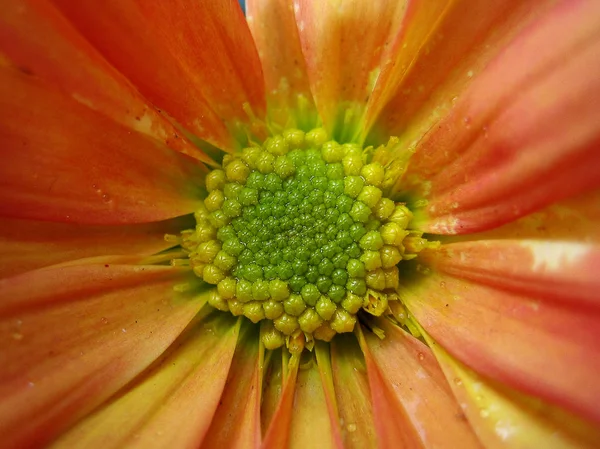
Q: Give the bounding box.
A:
[121,328,127,333]
[28,381,35,388]
[439,281,446,288]
[347,423,357,433]
[11,332,23,341]
[101,193,111,203]
[467,70,474,78]
[453,377,462,386]
[463,116,472,128]
[101,317,109,325]
[480,408,490,418]
[417,352,425,361]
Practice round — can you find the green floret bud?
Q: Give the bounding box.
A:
[359,231,384,251]
[347,259,366,278]
[299,308,323,333]
[316,295,337,320]
[265,134,289,155]
[269,279,290,301]
[284,293,307,316]
[305,128,328,149]
[283,128,305,149]
[344,176,364,198]
[349,201,371,223]
[236,279,254,302]
[225,158,250,182]
[321,141,344,163]
[213,250,237,271]
[204,189,224,212]
[205,169,226,192]
[357,186,382,209]
[361,162,385,187]
[346,278,367,296]
[263,299,284,320]
[328,284,346,303]
[217,277,237,299]
[252,279,271,301]
[301,283,320,306]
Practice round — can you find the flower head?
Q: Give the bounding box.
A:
[1,0,600,448]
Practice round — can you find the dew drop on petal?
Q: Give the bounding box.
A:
[417,352,425,361]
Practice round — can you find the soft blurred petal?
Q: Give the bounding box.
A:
[0,0,213,164]
[361,320,482,449]
[51,312,239,449]
[0,67,204,224]
[201,322,262,449]
[429,340,600,449]
[0,263,207,448]
[52,0,265,149]
[401,270,600,425]
[246,0,318,130]
[399,0,600,233]
[0,215,193,279]
[293,0,407,142]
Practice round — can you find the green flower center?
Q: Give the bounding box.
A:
[180,128,434,350]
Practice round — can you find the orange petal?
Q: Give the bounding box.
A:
[0,215,192,279]
[287,353,341,449]
[52,0,265,150]
[262,352,300,449]
[366,1,552,144]
[361,320,482,448]
[0,263,207,448]
[355,326,425,448]
[0,67,204,224]
[201,322,262,449]
[328,336,378,449]
[293,0,407,142]
[440,189,600,243]
[429,337,600,449]
[51,312,240,449]
[420,239,600,311]
[399,1,600,234]
[246,0,317,130]
[0,0,213,164]
[400,268,600,425]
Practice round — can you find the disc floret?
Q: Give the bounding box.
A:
[178,128,437,350]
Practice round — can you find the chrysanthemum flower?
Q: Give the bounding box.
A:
[1,0,599,447]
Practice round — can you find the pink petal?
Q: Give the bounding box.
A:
[328,336,378,448]
[355,326,426,448]
[288,353,341,449]
[201,323,262,449]
[430,339,600,448]
[399,0,600,234]
[52,0,265,150]
[0,216,192,279]
[52,312,240,448]
[246,0,318,130]
[293,0,407,141]
[401,268,600,425]
[0,262,207,448]
[361,320,482,448]
[0,67,204,224]
[0,0,213,164]
[262,352,300,449]
[420,239,600,310]
[366,1,552,144]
